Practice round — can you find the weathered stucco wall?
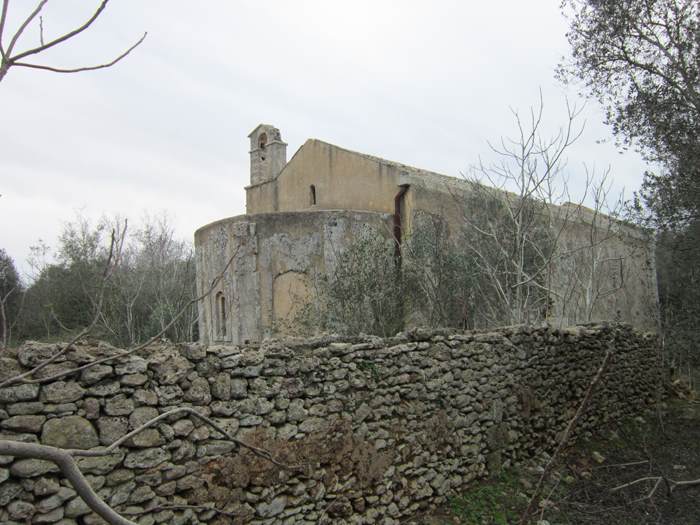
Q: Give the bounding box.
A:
[552,205,658,328]
[236,138,658,335]
[0,324,660,524]
[194,210,393,345]
[246,140,406,216]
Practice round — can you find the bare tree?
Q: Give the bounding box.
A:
[0,0,146,83]
[556,168,632,324]
[459,92,585,326]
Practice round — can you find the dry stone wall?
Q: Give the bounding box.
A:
[0,323,659,524]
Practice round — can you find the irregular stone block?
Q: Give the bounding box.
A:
[11,458,60,478]
[7,401,44,415]
[36,487,75,512]
[41,415,98,449]
[87,380,120,397]
[1,414,45,433]
[42,381,85,403]
[34,506,64,523]
[129,407,159,429]
[128,484,155,504]
[65,496,91,518]
[133,389,158,406]
[124,448,170,469]
[17,343,63,367]
[80,365,113,385]
[211,373,231,400]
[83,398,100,420]
[184,377,211,405]
[0,481,23,506]
[0,383,40,403]
[8,499,35,520]
[98,417,128,446]
[128,428,163,448]
[115,357,147,375]
[33,477,60,496]
[76,452,125,475]
[149,353,192,385]
[0,357,22,381]
[104,394,135,416]
[256,495,287,518]
[120,374,148,387]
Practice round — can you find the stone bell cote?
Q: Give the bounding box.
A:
[248,124,287,186]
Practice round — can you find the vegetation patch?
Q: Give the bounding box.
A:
[427,393,700,525]
[448,471,522,525]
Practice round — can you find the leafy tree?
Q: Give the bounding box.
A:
[299,226,404,337]
[656,223,700,366]
[403,213,477,329]
[559,0,700,227]
[15,213,196,346]
[559,0,700,363]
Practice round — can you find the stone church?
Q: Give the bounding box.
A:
[195,125,658,344]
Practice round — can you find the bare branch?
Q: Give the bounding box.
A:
[68,406,298,471]
[14,32,146,74]
[0,0,9,57]
[11,0,108,61]
[611,474,700,501]
[0,440,136,525]
[4,0,48,57]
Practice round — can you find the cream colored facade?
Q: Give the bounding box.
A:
[195,124,659,344]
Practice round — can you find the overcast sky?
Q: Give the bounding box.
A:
[1,1,651,278]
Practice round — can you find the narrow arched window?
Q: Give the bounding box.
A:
[258,133,268,161]
[215,291,226,338]
[310,185,317,205]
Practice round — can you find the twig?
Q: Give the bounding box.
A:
[611,475,700,501]
[594,459,650,469]
[14,32,146,73]
[67,406,298,471]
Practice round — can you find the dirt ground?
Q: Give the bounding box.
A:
[423,377,700,525]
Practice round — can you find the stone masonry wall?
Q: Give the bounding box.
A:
[0,323,659,524]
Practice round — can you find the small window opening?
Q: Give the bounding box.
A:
[310,185,317,205]
[258,133,267,162]
[215,291,227,338]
